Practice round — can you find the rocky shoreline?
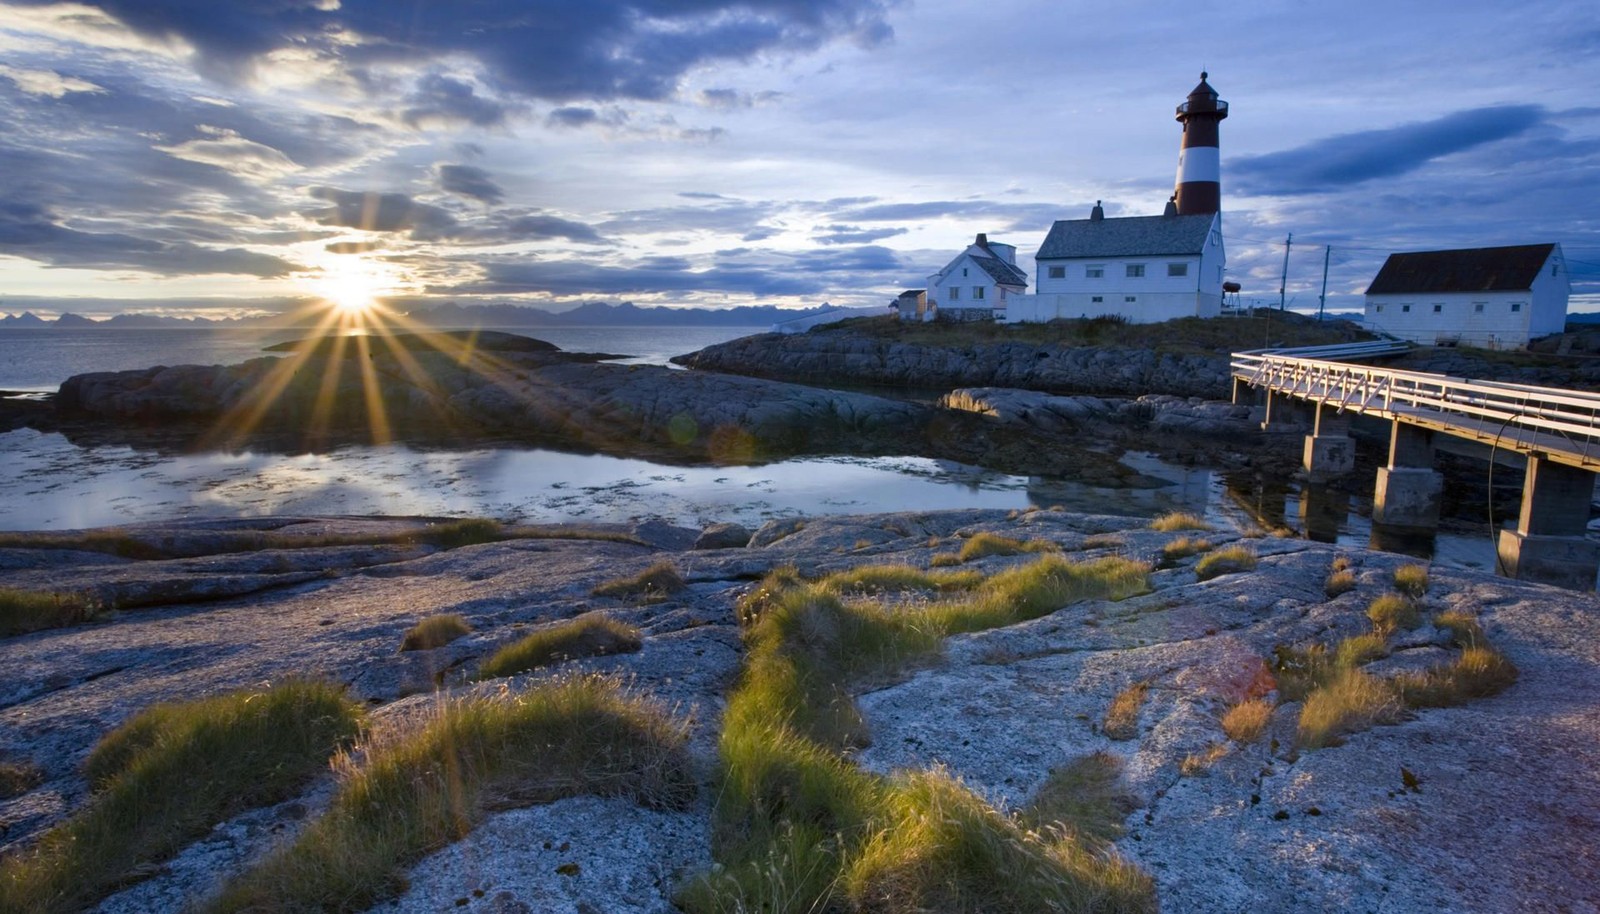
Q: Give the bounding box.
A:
[1,509,1596,912]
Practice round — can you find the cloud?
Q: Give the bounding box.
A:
[830,199,1067,233]
[0,64,106,98]
[437,163,503,204]
[493,213,606,244]
[306,186,458,238]
[0,200,298,276]
[153,125,300,180]
[546,106,601,129]
[699,87,782,108]
[400,74,513,129]
[1231,105,1548,196]
[814,224,906,245]
[325,240,382,254]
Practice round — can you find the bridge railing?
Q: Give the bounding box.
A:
[1232,351,1600,465]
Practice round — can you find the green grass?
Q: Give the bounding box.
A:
[1392,646,1519,708]
[1020,752,1137,844]
[1193,546,1257,581]
[1392,563,1430,598]
[208,675,693,913]
[955,532,1059,563]
[1149,512,1211,533]
[476,614,642,680]
[1334,632,1390,669]
[0,589,99,638]
[592,559,686,602]
[1367,593,1421,634]
[0,681,364,914]
[1272,643,1335,702]
[1160,536,1211,562]
[399,613,472,652]
[684,556,1157,914]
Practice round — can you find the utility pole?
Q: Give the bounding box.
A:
[1278,233,1292,310]
[1317,245,1331,322]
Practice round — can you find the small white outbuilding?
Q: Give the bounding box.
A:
[924,234,1028,321]
[1363,244,1568,349]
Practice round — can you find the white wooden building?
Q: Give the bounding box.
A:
[1007,203,1225,324]
[924,234,1028,321]
[1363,244,1568,348]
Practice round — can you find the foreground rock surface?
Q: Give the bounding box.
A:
[0,510,1596,912]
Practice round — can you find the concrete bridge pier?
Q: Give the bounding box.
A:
[1302,403,1354,482]
[1371,423,1443,531]
[1496,455,1600,591]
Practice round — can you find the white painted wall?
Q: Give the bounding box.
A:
[1363,247,1569,348]
[1021,215,1225,324]
[926,249,1024,315]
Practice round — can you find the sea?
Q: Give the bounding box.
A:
[0,325,1502,573]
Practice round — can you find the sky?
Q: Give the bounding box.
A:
[2,0,1599,320]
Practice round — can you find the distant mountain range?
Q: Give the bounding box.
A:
[0,301,858,329]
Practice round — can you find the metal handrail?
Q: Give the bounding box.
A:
[1232,349,1600,467]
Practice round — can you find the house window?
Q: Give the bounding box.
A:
[1124,296,1137,303]
[1433,304,1442,313]
[1375,304,1385,313]
[1086,266,1104,279]
[1511,303,1522,312]
[1402,305,1411,313]
[1091,296,1103,303]
[962,268,968,277]
[1167,263,1188,277]
[1126,264,1145,278]
[973,287,985,299]
[1474,303,1485,313]
[948,287,959,300]
[1048,266,1065,279]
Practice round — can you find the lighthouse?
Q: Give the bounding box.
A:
[1173,72,1227,215]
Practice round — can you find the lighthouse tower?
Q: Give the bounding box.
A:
[1173,72,1227,215]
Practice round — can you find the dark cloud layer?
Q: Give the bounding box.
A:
[437,164,504,204]
[1232,105,1547,196]
[0,201,297,276]
[12,0,895,103]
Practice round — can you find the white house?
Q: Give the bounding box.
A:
[1007,203,1225,324]
[925,234,1028,321]
[890,289,928,321]
[1363,244,1568,349]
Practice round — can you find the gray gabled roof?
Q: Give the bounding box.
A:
[1365,244,1556,295]
[971,254,1028,287]
[1036,213,1215,260]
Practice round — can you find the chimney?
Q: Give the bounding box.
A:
[1164,195,1178,217]
[975,232,989,249]
[1090,200,1104,222]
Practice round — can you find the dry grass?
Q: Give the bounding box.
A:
[1,681,364,914]
[1149,512,1211,533]
[929,553,962,567]
[0,589,99,638]
[1020,752,1138,844]
[1179,742,1230,777]
[955,532,1059,563]
[1220,698,1274,744]
[1393,646,1519,708]
[1160,536,1212,562]
[1103,682,1149,741]
[1433,609,1486,648]
[398,613,472,652]
[477,614,642,680]
[1296,669,1404,749]
[1273,643,1335,702]
[0,760,42,801]
[1335,632,1390,669]
[1194,546,1257,582]
[1392,563,1430,598]
[1367,593,1421,634]
[592,559,685,602]
[1081,534,1126,550]
[1323,568,1357,598]
[209,676,693,913]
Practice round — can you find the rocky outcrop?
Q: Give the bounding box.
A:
[673,331,1235,398]
[2,510,1596,912]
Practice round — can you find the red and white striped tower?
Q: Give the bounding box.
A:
[1173,72,1227,215]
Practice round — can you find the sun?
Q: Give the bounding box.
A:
[305,255,394,318]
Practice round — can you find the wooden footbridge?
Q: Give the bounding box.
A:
[1230,342,1600,590]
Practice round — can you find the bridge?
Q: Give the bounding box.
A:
[1230,342,1600,590]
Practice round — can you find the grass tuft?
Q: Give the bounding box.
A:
[477,614,642,680]
[1392,563,1430,598]
[955,532,1059,563]
[0,589,99,638]
[1392,646,1519,708]
[1433,609,1485,648]
[1366,593,1420,634]
[1149,512,1211,533]
[414,518,504,548]
[1335,632,1390,669]
[209,675,692,913]
[592,559,685,602]
[1193,546,1257,582]
[1,681,363,914]
[398,613,472,652]
[1273,643,1335,702]
[1323,568,1357,598]
[1179,742,1230,777]
[0,760,42,800]
[1296,669,1404,749]
[1220,698,1273,744]
[1020,752,1138,844]
[1160,536,1212,562]
[1103,682,1148,742]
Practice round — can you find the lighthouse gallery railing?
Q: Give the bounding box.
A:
[1232,349,1600,470]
